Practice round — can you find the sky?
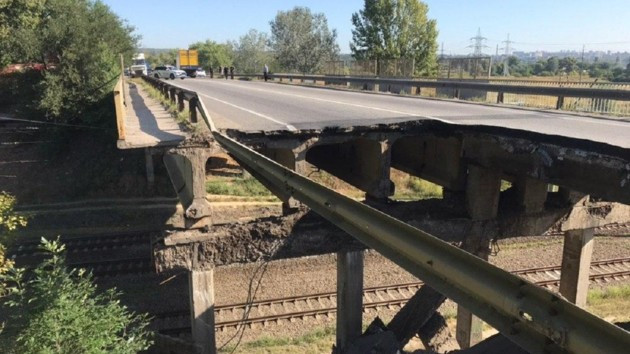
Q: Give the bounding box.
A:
[102,0,630,55]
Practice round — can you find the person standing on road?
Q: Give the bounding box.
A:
[263,64,269,82]
[229,66,234,79]
[209,66,213,79]
[223,66,229,79]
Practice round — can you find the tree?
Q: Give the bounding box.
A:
[1,238,153,352]
[269,7,339,73]
[0,192,27,300]
[1,0,138,123]
[189,40,233,70]
[350,0,438,76]
[231,29,274,74]
[559,57,577,73]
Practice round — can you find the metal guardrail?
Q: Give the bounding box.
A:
[146,76,630,354]
[230,73,630,115]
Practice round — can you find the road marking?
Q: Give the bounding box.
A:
[200,80,455,124]
[196,92,297,131]
[205,80,630,128]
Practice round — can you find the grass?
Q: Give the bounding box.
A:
[391,169,442,200]
[206,177,275,198]
[587,284,630,322]
[219,326,336,354]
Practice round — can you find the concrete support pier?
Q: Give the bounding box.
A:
[336,250,364,353]
[144,148,155,190]
[456,164,501,349]
[189,269,216,354]
[163,147,214,228]
[559,228,595,307]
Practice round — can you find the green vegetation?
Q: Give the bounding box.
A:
[0,238,153,353]
[394,176,442,200]
[220,326,335,353]
[494,55,630,81]
[189,40,234,71]
[230,29,275,74]
[1,0,138,123]
[206,177,274,198]
[134,79,194,128]
[350,0,438,76]
[269,7,340,74]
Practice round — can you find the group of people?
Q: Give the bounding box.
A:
[206,64,271,81]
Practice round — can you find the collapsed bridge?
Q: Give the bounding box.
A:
[114,72,630,353]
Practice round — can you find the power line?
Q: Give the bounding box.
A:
[468,28,489,56]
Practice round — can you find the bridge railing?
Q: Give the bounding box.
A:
[112,74,126,140]
[144,74,630,353]
[235,73,630,116]
[142,75,203,124]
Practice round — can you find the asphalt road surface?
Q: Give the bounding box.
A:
[169,78,630,149]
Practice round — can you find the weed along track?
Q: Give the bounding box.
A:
[154,257,630,335]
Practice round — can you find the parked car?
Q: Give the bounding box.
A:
[195,68,207,78]
[153,65,187,80]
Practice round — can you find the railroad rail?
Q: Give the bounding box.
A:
[153,257,630,334]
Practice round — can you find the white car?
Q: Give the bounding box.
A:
[195,68,207,77]
[153,65,187,80]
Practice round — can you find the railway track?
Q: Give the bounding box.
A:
[154,257,630,335]
[11,232,153,257]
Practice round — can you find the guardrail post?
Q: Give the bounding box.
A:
[556,95,565,109]
[169,88,176,104]
[497,92,504,104]
[189,268,216,354]
[189,97,198,123]
[177,92,185,112]
[454,89,460,100]
[336,250,364,352]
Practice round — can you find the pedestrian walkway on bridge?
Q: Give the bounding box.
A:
[116,80,187,149]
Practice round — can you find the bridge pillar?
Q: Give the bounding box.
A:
[163,147,214,229]
[189,268,216,354]
[144,148,155,190]
[259,147,310,213]
[306,138,394,200]
[559,228,594,308]
[514,176,548,214]
[336,250,364,353]
[456,164,501,349]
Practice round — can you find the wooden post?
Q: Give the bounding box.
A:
[189,269,216,354]
[178,92,185,112]
[336,250,364,352]
[559,229,595,307]
[497,91,504,104]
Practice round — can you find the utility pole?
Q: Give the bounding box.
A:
[579,44,585,83]
[440,42,445,58]
[500,33,514,76]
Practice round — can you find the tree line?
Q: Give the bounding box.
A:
[493,56,630,82]
[146,1,439,77]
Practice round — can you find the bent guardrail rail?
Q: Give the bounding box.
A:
[146,75,630,354]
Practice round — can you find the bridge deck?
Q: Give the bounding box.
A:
[167,78,629,149]
[117,81,187,149]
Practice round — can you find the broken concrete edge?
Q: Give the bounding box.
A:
[153,199,576,272]
[561,199,630,231]
[223,118,629,162]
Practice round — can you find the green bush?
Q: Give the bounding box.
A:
[0,238,153,353]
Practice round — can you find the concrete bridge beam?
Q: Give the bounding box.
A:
[391,136,466,192]
[306,138,394,200]
[259,147,310,212]
[514,176,548,214]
